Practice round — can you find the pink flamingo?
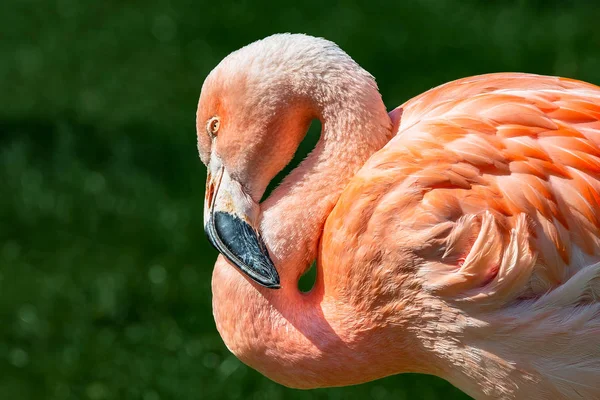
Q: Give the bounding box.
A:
[197,34,600,399]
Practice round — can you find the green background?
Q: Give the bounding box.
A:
[2,0,599,399]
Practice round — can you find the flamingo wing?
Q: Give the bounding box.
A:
[328,73,600,308]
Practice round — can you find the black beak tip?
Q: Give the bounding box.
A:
[261,279,281,289]
[256,269,281,289]
[205,211,282,290]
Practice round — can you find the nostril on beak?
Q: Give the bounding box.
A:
[205,171,215,207]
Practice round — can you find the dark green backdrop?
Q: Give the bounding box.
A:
[2,1,599,399]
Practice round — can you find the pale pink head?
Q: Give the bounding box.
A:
[196,34,377,288]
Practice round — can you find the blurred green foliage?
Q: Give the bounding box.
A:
[1,0,599,399]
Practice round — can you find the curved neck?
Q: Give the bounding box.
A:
[259,77,393,286]
[212,66,396,388]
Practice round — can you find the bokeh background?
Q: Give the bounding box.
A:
[2,0,600,399]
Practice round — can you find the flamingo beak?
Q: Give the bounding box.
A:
[203,158,280,289]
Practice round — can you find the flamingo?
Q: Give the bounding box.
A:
[196,34,600,399]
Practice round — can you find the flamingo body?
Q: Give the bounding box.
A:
[197,35,600,399]
[322,74,600,398]
[328,73,600,301]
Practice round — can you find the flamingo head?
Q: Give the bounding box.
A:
[196,34,340,288]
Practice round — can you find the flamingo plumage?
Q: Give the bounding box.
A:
[196,34,600,399]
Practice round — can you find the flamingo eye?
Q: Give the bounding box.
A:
[206,117,220,138]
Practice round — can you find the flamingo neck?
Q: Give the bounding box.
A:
[259,76,393,285]
[212,64,394,387]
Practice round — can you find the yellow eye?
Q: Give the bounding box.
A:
[207,117,220,137]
